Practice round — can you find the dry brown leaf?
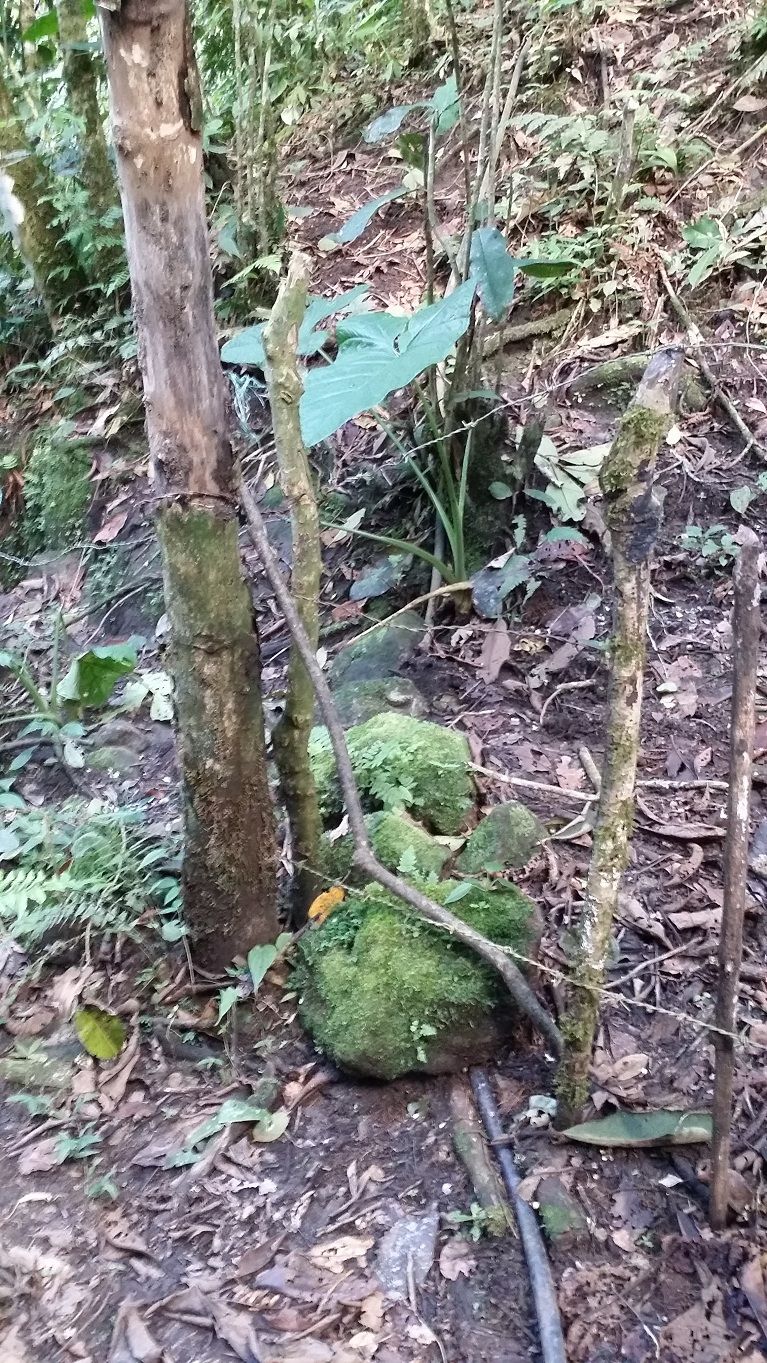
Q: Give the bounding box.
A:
[659,1281,734,1362]
[108,1301,167,1363]
[359,1292,386,1331]
[94,510,129,545]
[18,1136,62,1175]
[741,1254,767,1338]
[308,1235,374,1274]
[438,1238,476,1280]
[479,620,511,683]
[555,756,585,791]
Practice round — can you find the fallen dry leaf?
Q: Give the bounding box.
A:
[438,1238,476,1281]
[18,1136,62,1176]
[108,1301,166,1363]
[479,619,511,683]
[659,1281,734,1362]
[307,1235,374,1274]
[94,510,129,544]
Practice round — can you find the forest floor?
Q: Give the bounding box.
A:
[3,0,767,1360]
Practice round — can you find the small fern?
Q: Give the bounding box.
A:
[0,802,181,949]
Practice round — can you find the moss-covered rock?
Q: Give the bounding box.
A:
[310,713,474,835]
[296,878,539,1079]
[456,801,546,874]
[332,677,427,728]
[320,810,451,885]
[23,425,92,554]
[330,610,426,687]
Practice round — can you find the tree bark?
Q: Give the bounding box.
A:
[99,0,278,967]
[56,0,122,273]
[0,55,85,315]
[264,254,323,923]
[555,347,685,1125]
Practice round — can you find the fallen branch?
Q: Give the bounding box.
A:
[555,347,685,1124]
[710,528,762,1230]
[450,1078,513,1234]
[659,262,765,459]
[240,482,563,1056]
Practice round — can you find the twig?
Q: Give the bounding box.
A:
[578,746,602,793]
[538,679,596,727]
[710,528,762,1230]
[240,482,562,1055]
[658,263,765,458]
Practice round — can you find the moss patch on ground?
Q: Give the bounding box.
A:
[310,712,474,835]
[296,878,538,1079]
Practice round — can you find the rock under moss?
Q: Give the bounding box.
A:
[332,677,427,728]
[330,610,426,687]
[456,801,546,873]
[320,810,450,885]
[295,878,539,1079]
[310,712,474,835]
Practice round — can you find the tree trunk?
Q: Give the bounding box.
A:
[263,254,323,922]
[99,0,279,967]
[0,55,85,315]
[555,347,684,1125]
[56,0,123,274]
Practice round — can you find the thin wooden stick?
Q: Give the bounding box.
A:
[240,483,563,1056]
[658,262,765,459]
[710,528,762,1230]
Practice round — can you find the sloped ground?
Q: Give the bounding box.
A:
[3,0,767,1358]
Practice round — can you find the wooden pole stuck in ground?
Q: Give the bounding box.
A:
[710,527,762,1229]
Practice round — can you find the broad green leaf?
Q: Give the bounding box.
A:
[57,643,137,708]
[542,526,589,544]
[332,187,411,244]
[251,1108,291,1142]
[687,242,723,289]
[74,1007,126,1061]
[221,285,369,367]
[562,1110,712,1148]
[23,11,58,40]
[275,932,293,951]
[429,75,460,134]
[730,485,755,515]
[444,881,474,904]
[681,216,720,247]
[0,828,20,860]
[470,227,518,322]
[186,1099,270,1148]
[349,552,412,601]
[488,481,513,500]
[300,281,476,447]
[514,257,578,279]
[247,943,277,995]
[217,986,240,1022]
[364,104,418,142]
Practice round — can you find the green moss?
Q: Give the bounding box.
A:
[600,408,669,497]
[320,810,450,885]
[296,877,537,1079]
[23,425,92,554]
[310,713,474,835]
[457,802,545,874]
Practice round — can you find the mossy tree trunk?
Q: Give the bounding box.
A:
[555,347,684,1125]
[263,253,323,922]
[100,0,278,967]
[0,55,85,315]
[55,0,123,275]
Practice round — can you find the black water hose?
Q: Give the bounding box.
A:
[470,1068,567,1363]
